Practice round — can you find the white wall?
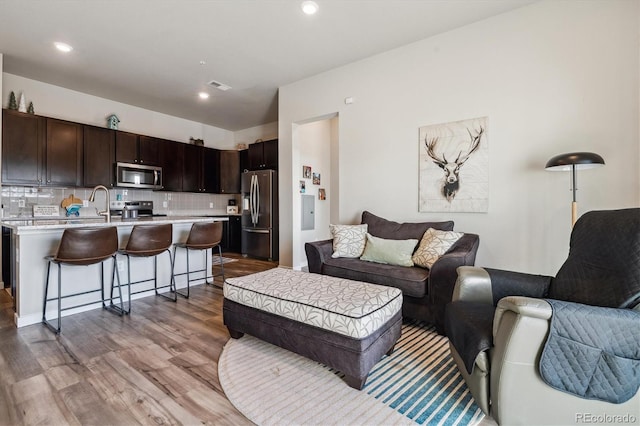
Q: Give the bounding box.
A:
[296,119,333,269]
[279,0,640,274]
[2,73,235,148]
[234,121,278,147]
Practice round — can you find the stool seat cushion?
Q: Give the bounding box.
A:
[224,268,402,339]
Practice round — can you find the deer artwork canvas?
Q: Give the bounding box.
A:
[419,116,488,212]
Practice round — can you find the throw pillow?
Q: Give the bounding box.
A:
[412,228,464,269]
[330,224,368,258]
[361,211,454,240]
[360,233,418,267]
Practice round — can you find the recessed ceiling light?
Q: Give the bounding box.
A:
[198,92,210,100]
[54,42,73,53]
[301,1,318,15]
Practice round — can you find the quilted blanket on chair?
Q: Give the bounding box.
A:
[539,299,640,403]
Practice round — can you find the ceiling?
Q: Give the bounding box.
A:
[0,0,535,131]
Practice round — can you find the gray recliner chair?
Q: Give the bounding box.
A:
[444,208,640,425]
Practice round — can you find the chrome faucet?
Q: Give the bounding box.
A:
[89,185,111,223]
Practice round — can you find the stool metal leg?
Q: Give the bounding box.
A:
[104,257,126,316]
[42,260,62,334]
[155,249,177,302]
[175,247,191,299]
[215,245,225,288]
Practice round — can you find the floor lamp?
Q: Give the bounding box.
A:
[545,152,605,227]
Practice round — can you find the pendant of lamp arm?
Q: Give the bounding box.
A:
[545,152,605,227]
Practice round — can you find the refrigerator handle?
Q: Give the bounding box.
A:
[249,175,254,225]
[255,175,260,225]
[251,174,258,226]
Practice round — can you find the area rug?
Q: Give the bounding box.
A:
[211,255,238,265]
[218,320,485,426]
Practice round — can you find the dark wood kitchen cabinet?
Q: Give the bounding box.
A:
[46,118,83,187]
[221,215,241,253]
[183,145,214,193]
[2,111,83,186]
[227,215,242,252]
[218,150,240,194]
[183,146,224,194]
[182,144,203,193]
[248,139,278,170]
[158,138,184,191]
[203,147,220,193]
[2,109,45,185]
[83,125,115,188]
[115,132,159,166]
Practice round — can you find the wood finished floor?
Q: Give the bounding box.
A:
[0,253,277,426]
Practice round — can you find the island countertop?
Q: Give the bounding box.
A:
[1,215,228,235]
[3,216,226,327]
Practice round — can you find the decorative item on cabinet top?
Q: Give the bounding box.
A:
[106,114,120,130]
[8,91,17,110]
[18,93,27,113]
[190,137,204,146]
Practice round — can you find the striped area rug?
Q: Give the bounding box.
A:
[218,320,485,425]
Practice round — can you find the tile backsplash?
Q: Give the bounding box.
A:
[1,186,241,218]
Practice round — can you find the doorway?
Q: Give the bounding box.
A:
[292,115,339,270]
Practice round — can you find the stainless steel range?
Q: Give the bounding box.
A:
[110,200,165,219]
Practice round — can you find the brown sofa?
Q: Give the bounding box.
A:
[305,211,479,333]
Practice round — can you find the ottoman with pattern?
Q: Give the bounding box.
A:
[223,268,403,389]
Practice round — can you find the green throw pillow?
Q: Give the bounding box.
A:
[360,233,418,267]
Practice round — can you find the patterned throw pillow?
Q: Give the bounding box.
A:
[330,224,368,258]
[412,228,464,269]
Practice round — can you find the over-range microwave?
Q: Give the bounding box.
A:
[115,162,163,189]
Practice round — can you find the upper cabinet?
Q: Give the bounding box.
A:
[83,125,115,188]
[182,147,239,194]
[158,138,184,192]
[218,150,240,194]
[2,109,45,185]
[45,119,84,187]
[182,144,204,193]
[2,109,244,194]
[248,139,278,170]
[115,132,159,166]
[2,110,83,187]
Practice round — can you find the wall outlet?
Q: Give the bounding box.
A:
[117,260,125,273]
[209,202,214,208]
[82,199,89,207]
[163,201,168,208]
[18,199,25,208]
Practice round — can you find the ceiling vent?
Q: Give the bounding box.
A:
[207,80,232,91]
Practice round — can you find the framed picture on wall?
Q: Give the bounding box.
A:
[418,116,489,213]
[300,180,306,193]
[312,173,321,185]
[318,188,326,200]
[303,166,312,179]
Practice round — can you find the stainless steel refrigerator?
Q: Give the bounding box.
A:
[241,170,278,260]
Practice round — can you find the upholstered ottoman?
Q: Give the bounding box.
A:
[223,268,402,389]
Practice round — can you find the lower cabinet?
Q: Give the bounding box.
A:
[222,216,241,253]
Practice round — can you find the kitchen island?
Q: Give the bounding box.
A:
[2,216,227,327]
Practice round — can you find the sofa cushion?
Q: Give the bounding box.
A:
[360,233,418,267]
[323,257,430,298]
[330,224,368,258]
[361,211,454,240]
[412,228,464,269]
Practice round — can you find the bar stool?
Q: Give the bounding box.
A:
[117,223,176,312]
[43,226,122,334]
[172,221,225,298]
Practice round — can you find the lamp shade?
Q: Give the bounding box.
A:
[545,152,605,171]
